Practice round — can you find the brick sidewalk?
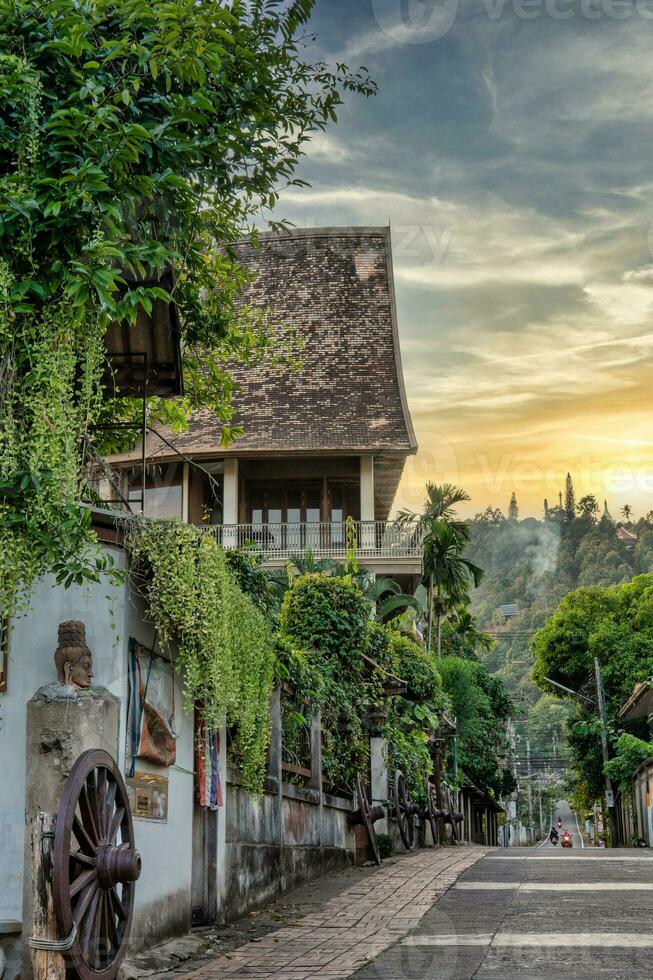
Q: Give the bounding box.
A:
[181,847,487,980]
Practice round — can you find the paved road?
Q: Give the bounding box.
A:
[355,809,653,979]
[539,799,584,849]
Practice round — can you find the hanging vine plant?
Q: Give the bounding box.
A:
[124,518,276,790]
[0,2,374,618]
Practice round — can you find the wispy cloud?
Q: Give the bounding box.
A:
[277,1,653,515]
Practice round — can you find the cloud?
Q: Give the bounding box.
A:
[281,0,653,516]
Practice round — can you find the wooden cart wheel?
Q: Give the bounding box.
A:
[447,788,463,844]
[53,749,141,979]
[394,770,416,851]
[425,780,444,845]
[352,772,384,866]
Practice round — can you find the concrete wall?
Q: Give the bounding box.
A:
[224,779,355,920]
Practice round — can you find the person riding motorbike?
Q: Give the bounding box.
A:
[549,827,559,845]
[557,818,562,828]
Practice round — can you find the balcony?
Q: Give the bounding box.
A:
[206,520,423,566]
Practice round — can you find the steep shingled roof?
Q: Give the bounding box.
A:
[166,227,416,456]
[108,228,417,511]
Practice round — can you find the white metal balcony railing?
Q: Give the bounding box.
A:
[207,521,423,562]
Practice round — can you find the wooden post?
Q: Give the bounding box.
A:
[30,812,66,980]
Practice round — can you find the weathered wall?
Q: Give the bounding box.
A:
[224,779,355,920]
[1,541,369,973]
[0,547,195,971]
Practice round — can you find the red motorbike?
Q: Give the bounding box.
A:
[561,831,573,849]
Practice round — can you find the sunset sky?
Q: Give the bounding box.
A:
[275,0,653,519]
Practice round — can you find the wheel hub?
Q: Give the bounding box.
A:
[96,843,142,890]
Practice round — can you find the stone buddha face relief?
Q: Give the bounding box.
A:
[54,621,94,689]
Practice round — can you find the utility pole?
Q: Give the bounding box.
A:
[526,738,534,844]
[594,657,619,847]
[538,777,544,838]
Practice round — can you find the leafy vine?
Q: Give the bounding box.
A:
[124,519,276,790]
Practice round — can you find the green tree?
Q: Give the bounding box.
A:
[532,575,653,801]
[0,0,374,614]
[621,504,633,524]
[397,482,471,542]
[438,655,513,798]
[577,494,599,522]
[422,520,484,655]
[564,473,576,523]
[508,492,519,521]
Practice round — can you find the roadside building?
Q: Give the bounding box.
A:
[0,227,422,972]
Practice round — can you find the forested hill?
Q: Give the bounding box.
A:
[463,498,653,768]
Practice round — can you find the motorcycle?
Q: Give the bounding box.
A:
[557,818,563,828]
[561,831,573,849]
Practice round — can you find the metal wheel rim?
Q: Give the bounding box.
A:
[394,770,416,851]
[53,749,140,979]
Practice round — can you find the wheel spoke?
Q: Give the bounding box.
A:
[108,806,125,844]
[106,891,120,952]
[105,779,117,838]
[79,782,100,845]
[74,880,98,929]
[96,768,108,838]
[70,868,96,898]
[108,887,127,921]
[73,813,98,855]
[70,851,96,868]
[80,887,101,963]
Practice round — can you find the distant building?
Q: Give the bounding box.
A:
[499,603,519,619]
[617,526,637,548]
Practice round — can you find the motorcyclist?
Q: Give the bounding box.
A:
[557,818,562,828]
[549,826,559,844]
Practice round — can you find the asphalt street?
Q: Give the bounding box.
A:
[539,798,584,850]
[354,802,653,979]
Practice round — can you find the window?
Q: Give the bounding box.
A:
[246,482,322,551]
[328,482,361,544]
[128,464,183,519]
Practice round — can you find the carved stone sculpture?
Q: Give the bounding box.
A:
[54,620,94,689]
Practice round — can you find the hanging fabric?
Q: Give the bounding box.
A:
[128,637,177,774]
[194,715,223,809]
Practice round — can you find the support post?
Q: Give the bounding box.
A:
[30,812,66,980]
[359,455,375,552]
[308,709,323,791]
[370,737,388,835]
[594,657,619,846]
[223,458,239,548]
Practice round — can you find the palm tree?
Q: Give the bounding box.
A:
[396,482,471,542]
[362,576,421,621]
[450,606,494,656]
[621,504,633,524]
[421,520,484,655]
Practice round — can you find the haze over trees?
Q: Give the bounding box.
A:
[464,476,653,809]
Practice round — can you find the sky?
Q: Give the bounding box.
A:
[273,0,653,519]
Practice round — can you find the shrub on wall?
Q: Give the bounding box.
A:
[125,518,275,790]
[385,630,449,801]
[279,573,374,791]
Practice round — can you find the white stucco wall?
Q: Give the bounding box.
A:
[0,544,194,953]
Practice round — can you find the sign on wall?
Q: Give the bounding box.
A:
[126,771,169,822]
